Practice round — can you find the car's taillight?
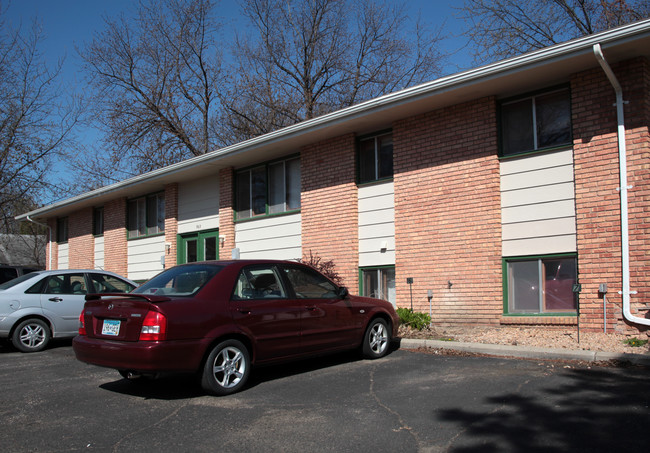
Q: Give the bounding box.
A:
[78,311,87,335]
[139,311,167,341]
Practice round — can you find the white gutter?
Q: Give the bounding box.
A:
[26,215,52,270]
[593,44,649,327]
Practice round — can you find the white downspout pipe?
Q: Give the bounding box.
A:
[26,215,52,270]
[593,44,650,327]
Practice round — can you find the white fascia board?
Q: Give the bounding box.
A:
[17,19,650,221]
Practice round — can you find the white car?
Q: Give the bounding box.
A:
[0,269,136,352]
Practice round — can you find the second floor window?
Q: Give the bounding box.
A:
[358,131,393,184]
[127,193,165,239]
[93,207,104,236]
[56,217,68,243]
[500,87,571,157]
[236,157,300,220]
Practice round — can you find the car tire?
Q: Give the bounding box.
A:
[362,318,390,359]
[201,339,250,396]
[11,318,51,353]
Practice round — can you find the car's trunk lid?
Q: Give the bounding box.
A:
[83,293,170,342]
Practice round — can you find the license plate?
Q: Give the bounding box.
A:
[102,319,121,336]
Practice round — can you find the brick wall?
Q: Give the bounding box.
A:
[301,134,359,290]
[572,57,650,333]
[219,167,235,257]
[67,207,94,269]
[164,183,178,267]
[103,198,127,276]
[393,97,502,326]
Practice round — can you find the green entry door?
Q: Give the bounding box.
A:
[178,229,219,264]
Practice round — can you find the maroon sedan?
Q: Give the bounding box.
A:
[73,260,399,395]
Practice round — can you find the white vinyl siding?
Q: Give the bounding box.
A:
[57,243,69,269]
[127,235,165,281]
[178,176,219,234]
[358,182,395,267]
[501,149,576,256]
[94,236,105,269]
[235,213,301,260]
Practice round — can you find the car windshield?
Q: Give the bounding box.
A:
[0,272,40,290]
[133,264,223,296]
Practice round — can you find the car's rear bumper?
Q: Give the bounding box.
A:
[73,335,208,373]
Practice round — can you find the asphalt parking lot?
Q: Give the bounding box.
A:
[1,340,649,452]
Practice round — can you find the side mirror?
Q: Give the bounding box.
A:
[337,287,349,299]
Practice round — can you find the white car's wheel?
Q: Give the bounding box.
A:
[12,318,50,353]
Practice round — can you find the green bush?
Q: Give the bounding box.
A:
[623,337,648,347]
[397,308,431,331]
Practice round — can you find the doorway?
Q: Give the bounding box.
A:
[178,229,220,264]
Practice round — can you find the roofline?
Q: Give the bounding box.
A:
[17,18,650,221]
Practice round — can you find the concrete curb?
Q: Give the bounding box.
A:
[399,338,650,366]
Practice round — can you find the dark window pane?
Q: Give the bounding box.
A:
[269,162,285,214]
[251,166,267,216]
[186,239,198,262]
[204,237,217,261]
[378,135,393,179]
[284,267,338,299]
[286,158,301,210]
[543,258,576,311]
[93,208,104,236]
[358,138,376,183]
[508,260,540,313]
[501,99,534,156]
[236,171,251,219]
[536,91,571,149]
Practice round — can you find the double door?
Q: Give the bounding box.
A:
[178,229,219,264]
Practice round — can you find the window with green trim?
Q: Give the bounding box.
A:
[505,255,577,314]
[360,266,395,305]
[235,156,300,220]
[500,87,571,157]
[358,132,393,184]
[127,193,165,239]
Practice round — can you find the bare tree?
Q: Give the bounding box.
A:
[79,0,224,178]
[217,0,446,142]
[458,0,650,64]
[0,8,78,237]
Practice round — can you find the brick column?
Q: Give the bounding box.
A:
[164,183,179,266]
[301,133,359,290]
[393,97,502,326]
[219,167,236,257]
[68,207,94,269]
[103,198,128,276]
[572,57,650,333]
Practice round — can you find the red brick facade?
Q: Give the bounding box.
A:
[67,207,94,269]
[103,198,127,276]
[42,55,650,335]
[219,167,236,256]
[164,183,179,267]
[572,57,650,334]
[301,134,359,289]
[393,97,503,325]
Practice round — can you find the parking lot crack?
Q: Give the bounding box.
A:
[111,401,190,452]
[369,367,422,448]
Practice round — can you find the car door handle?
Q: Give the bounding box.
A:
[305,306,317,311]
[237,308,251,315]
[49,297,63,302]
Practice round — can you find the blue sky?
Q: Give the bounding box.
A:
[6,0,471,86]
[5,0,470,198]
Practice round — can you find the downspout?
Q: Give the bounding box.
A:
[26,215,52,270]
[593,44,650,327]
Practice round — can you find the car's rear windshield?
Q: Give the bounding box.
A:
[133,264,223,297]
[0,272,40,290]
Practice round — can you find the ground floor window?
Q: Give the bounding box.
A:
[360,266,395,305]
[505,255,577,314]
